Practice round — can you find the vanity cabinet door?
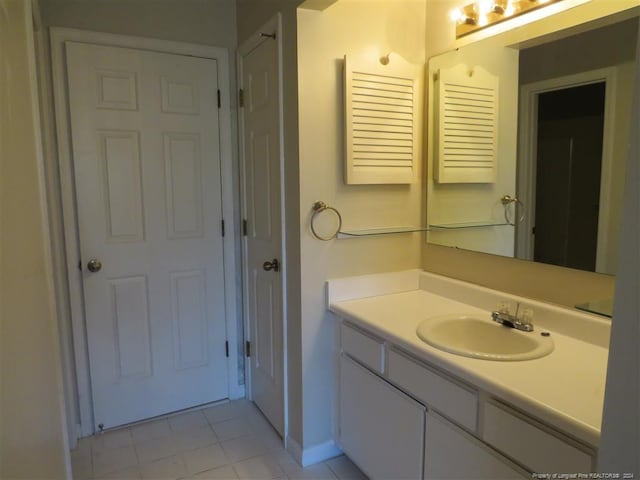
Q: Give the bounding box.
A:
[339,354,425,480]
[482,402,594,473]
[425,411,528,480]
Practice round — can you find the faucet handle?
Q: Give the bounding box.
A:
[519,308,534,326]
[497,301,510,314]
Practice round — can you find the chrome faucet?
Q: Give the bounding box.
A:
[491,302,534,332]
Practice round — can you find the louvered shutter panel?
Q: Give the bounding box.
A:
[434,65,499,183]
[344,54,422,184]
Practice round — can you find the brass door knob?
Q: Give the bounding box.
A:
[87,259,103,273]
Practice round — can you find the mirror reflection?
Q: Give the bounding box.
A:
[426,13,638,275]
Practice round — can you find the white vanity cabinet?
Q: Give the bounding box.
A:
[338,322,425,478]
[337,320,597,479]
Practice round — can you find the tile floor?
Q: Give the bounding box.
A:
[71,399,366,480]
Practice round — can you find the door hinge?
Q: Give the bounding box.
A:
[221,219,225,237]
[239,89,244,108]
[217,89,221,108]
[225,340,229,358]
[245,340,251,357]
[242,219,248,236]
[78,259,82,271]
[532,226,536,235]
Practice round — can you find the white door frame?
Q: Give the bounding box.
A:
[50,27,242,438]
[517,66,618,272]
[237,14,288,443]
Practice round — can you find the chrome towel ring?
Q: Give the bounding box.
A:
[501,195,525,225]
[310,201,343,241]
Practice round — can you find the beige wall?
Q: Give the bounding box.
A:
[236,0,301,43]
[598,18,640,474]
[424,246,615,306]
[519,17,637,83]
[297,0,425,449]
[0,0,70,477]
[422,0,638,308]
[41,0,237,48]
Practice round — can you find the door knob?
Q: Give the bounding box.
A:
[262,258,280,272]
[87,258,103,273]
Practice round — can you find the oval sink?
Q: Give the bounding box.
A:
[416,314,554,361]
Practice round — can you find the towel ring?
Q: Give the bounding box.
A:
[501,195,525,225]
[310,201,342,241]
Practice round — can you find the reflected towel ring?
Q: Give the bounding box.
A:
[310,201,342,241]
[501,195,525,225]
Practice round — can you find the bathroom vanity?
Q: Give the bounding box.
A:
[328,270,610,479]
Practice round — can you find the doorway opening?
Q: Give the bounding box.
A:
[533,82,606,271]
[517,67,617,274]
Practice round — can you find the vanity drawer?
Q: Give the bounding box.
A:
[482,401,594,473]
[387,349,477,431]
[341,322,385,374]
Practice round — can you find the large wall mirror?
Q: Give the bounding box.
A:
[426,8,639,277]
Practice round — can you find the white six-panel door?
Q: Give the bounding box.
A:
[66,41,228,429]
[240,32,285,436]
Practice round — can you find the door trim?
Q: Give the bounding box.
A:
[237,14,288,442]
[50,27,242,438]
[517,67,617,272]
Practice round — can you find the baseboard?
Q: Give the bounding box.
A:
[286,436,343,467]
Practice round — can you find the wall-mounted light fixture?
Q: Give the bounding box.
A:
[453,0,562,38]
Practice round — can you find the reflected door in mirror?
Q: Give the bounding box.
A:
[534,83,605,271]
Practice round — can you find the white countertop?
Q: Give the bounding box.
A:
[328,271,610,448]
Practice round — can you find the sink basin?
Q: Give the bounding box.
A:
[416,314,554,361]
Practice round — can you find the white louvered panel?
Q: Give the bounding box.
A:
[435,65,499,183]
[344,54,422,184]
[352,72,413,169]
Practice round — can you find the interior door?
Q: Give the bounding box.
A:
[240,31,284,435]
[66,41,229,430]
